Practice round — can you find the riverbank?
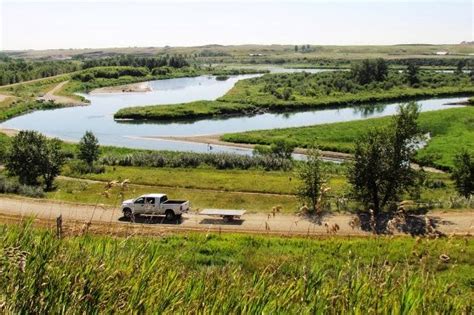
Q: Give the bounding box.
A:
[143,134,352,161]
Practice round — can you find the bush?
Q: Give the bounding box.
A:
[69,160,105,175]
[0,175,44,198]
[100,151,293,171]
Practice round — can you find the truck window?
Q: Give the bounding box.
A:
[134,197,145,204]
[145,197,155,204]
[160,195,168,203]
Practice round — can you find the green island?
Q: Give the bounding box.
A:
[114,61,474,121]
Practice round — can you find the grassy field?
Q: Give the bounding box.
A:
[49,166,462,213]
[115,71,474,121]
[7,44,473,62]
[0,130,467,212]
[222,106,474,170]
[0,223,472,313]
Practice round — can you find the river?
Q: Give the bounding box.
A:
[0,71,466,155]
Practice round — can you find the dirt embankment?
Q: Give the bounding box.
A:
[90,82,152,94]
[0,196,472,236]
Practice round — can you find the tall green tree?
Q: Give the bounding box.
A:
[78,131,100,172]
[6,131,47,186]
[349,103,422,214]
[6,131,65,189]
[42,138,66,191]
[451,149,474,198]
[406,62,419,86]
[296,147,327,214]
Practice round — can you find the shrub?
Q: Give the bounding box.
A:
[0,175,44,198]
[100,152,293,171]
[69,160,105,175]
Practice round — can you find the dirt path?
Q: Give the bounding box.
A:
[0,196,472,236]
[37,81,86,105]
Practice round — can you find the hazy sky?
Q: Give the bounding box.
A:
[1,0,472,50]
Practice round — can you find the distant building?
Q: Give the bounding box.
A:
[435,51,448,55]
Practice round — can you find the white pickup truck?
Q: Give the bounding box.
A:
[121,194,190,220]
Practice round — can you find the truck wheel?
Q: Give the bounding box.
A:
[123,208,133,220]
[165,210,175,221]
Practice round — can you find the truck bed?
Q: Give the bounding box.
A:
[162,200,188,205]
[199,209,246,216]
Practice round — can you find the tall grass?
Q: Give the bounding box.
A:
[0,223,472,313]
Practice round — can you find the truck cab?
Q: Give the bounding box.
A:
[121,194,190,221]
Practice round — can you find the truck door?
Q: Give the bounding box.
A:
[133,197,146,214]
[144,197,157,214]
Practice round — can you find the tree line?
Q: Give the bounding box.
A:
[0,55,80,86]
[81,55,189,70]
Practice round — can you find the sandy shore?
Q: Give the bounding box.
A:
[0,94,11,103]
[90,82,152,94]
[0,127,19,137]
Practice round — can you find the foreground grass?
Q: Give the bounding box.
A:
[222,107,474,170]
[0,223,472,313]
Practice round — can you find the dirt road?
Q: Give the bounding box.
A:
[0,196,472,236]
[37,81,86,105]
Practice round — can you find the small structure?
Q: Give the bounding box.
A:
[435,51,448,55]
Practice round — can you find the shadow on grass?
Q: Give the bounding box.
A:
[118,215,186,225]
[199,218,244,225]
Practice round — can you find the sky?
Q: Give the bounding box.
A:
[0,0,472,50]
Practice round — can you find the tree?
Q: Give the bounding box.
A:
[349,103,421,214]
[6,131,47,185]
[296,147,327,214]
[406,62,419,86]
[455,60,466,75]
[374,58,388,81]
[42,138,66,191]
[294,45,298,52]
[78,131,100,171]
[6,131,65,189]
[451,149,474,198]
[351,59,388,85]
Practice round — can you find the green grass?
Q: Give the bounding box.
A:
[0,223,472,313]
[115,100,258,120]
[222,107,474,170]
